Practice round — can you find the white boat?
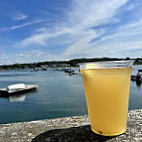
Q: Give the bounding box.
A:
[0,83,38,96]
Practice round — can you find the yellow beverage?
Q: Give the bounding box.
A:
[81,65,132,136]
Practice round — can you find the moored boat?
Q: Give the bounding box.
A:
[131,69,142,82]
[0,83,38,96]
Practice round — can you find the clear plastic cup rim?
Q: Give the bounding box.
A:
[79,60,134,70]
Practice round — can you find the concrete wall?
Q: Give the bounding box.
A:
[0,109,142,142]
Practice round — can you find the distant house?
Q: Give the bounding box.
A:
[49,64,70,67]
[59,64,70,67]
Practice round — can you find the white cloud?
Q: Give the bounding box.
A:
[0,51,57,65]
[68,0,129,29]
[60,30,103,59]
[0,20,47,31]
[12,20,47,30]
[17,32,48,47]
[89,17,142,48]
[126,3,135,10]
[18,0,128,48]
[17,27,73,47]
[12,13,28,21]
[10,0,135,63]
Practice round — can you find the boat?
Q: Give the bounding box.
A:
[136,69,142,82]
[131,69,142,82]
[64,69,77,75]
[0,83,38,96]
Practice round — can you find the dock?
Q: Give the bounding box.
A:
[0,85,38,96]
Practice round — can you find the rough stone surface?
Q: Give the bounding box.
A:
[0,109,141,142]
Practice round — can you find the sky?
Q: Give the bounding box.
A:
[0,0,142,65]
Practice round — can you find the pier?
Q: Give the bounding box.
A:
[0,109,141,142]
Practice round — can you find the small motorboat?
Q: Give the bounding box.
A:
[64,69,77,75]
[0,83,38,96]
[136,69,142,83]
[131,69,142,85]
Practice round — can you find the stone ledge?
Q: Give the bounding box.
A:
[0,109,142,142]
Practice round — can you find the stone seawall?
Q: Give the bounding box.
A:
[0,109,142,142]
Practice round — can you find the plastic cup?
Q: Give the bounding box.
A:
[80,61,133,136]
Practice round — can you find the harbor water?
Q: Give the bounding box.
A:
[0,65,141,124]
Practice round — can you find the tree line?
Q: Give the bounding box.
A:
[0,57,141,70]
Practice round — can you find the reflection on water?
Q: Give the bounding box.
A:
[131,78,142,87]
[9,94,26,102]
[136,80,142,87]
[0,90,37,102]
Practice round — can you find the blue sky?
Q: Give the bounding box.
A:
[0,0,142,64]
